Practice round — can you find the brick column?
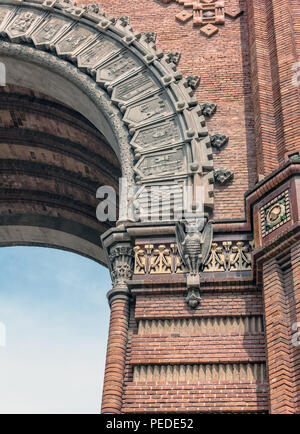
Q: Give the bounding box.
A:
[101,244,134,414]
[101,290,130,413]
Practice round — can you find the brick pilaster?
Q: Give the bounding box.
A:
[262,255,296,413]
[291,243,300,412]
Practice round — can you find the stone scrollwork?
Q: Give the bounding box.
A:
[133,245,147,275]
[149,245,172,274]
[204,240,253,272]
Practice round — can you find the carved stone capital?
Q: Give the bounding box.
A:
[108,244,134,289]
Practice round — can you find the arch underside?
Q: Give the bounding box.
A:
[0,0,214,264]
[0,84,121,264]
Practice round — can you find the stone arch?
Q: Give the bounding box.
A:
[0,0,214,264]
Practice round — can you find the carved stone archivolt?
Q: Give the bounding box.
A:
[0,0,235,221]
[160,1,243,38]
[134,238,253,274]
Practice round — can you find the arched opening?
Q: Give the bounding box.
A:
[0,83,121,264]
[0,245,110,414]
[0,1,217,415]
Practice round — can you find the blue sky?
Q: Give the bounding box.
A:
[0,246,111,414]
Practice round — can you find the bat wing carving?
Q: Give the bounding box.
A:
[175,221,186,267]
[201,221,213,267]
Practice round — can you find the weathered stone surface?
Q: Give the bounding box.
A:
[96,52,142,86]
[134,146,186,180]
[111,71,159,106]
[123,94,172,128]
[131,118,183,153]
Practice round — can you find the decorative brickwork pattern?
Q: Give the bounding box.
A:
[137,316,264,335]
[159,1,242,38]
[133,363,266,383]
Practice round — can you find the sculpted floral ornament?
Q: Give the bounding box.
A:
[133,239,253,275]
[109,245,134,287]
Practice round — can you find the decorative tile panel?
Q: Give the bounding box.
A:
[260,190,291,237]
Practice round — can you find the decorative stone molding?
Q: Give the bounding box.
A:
[0,1,233,221]
[133,238,253,274]
[204,240,253,272]
[160,1,243,38]
[260,190,291,238]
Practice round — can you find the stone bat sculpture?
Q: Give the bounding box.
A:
[175,218,213,308]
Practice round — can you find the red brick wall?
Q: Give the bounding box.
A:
[94,0,300,415]
[121,285,268,413]
[82,0,300,219]
[262,243,300,414]
[83,0,257,220]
